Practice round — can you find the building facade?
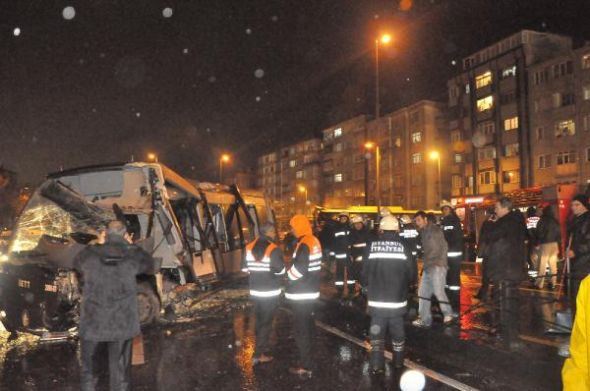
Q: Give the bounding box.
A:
[447,30,572,197]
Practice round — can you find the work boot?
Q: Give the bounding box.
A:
[392,340,405,369]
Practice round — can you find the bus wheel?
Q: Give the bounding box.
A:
[137,282,160,327]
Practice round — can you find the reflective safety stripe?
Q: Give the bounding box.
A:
[354,256,363,262]
[309,253,322,261]
[368,253,407,260]
[242,268,249,272]
[250,289,282,297]
[368,300,407,309]
[335,281,344,286]
[447,252,462,257]
[443,226,455,231]
[411,251,417,256]
[329,251,335,256]
[353,243,367,248]
[475,257,483,263]
[447,285,461,291]
[248,266,271,271]
[346,280,356,284]
[285,292,319,300]
[288,265,303,280]
[275,267,286,275]
[335,254,347,259]
[528,270,538,276]
[308,266,321,271]
[245,253,255,261]
[335,232,347,237]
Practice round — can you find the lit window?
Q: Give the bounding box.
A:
[503,170,520,183]
[555,120,576,137]
[411,132,422,143]
[583,54,590,70]
[334,173,343,182]
[584,85,590,101]
[296,170,304,179]
[289,160,296,168]
[477,147,496,160]
[504,116,519,131]
[334,128,343,138]
[412,153,422,164]
[475,71,492,89]
[478,170,496,185]
[538,154,552,169]
[502,65,517,78]
[504,143,519,157]
[450,130,462,142]
[454,153,463,163]
[556,151,577,165]
[536,127,544,140]
[477,96,494,112]
[465,84,471,94]
[477,121,495,135]
[334,143,343,152]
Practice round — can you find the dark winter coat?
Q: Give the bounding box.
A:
[477,219,495,259]
[348,226,371,262]
[419,222,448,270]
[74,235,156,341]
[536,213,561,245]
[441,213,464,256]
[486,211,527,282]
[569,211,590,277]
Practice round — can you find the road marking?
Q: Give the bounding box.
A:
[315,319,481,391]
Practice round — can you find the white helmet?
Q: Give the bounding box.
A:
[380,207,392,217]
[380,215,399,231]
[351,215,364,224]
[440,200,453,210]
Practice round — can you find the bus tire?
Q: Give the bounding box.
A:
[137,282,160,327]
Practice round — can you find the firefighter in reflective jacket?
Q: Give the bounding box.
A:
[399,215,420,259]
[242,223,286,365]
[361,215,417,373]
[333,213,353,293]
[440,200,464,314]
[349,215,370,296]
[286,214,322,378]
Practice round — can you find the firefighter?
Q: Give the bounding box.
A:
[440,200,464,315]
[318,215,336,279]
[348,215,370,297]
[399,214,420,259]
[361,215,417,373]
[286,214,322,378]
[333,213,352,295]
[242,223,286,365]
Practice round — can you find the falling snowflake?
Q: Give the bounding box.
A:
[271,15,278,22]
[254,69,264,78]
[99,52,106,58]
[62,6,76,20]
[245,28,252,35]
[13,27,21,37]
[162,7,173,18]
[406,77,411,82]
[91,108,97,113]
[208,76,216,83]
[451,60,457,66]
[135,112,141,118]
[374,14,380,19]
[183,48,189,54]
[206,128,211,133]
[255,96,261,102]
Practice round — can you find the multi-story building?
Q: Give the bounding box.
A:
[529,44,590,187]
[256,138,322,218]
[447,30,572,197]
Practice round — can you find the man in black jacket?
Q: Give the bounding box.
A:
[348,215,370,297]
[74,220,156,391]
[440,201,464,315]
[242,223,286,365]
[568,194,590,314]
[535,205,561,290]
[486,197,526,343]
[361,215,416,373]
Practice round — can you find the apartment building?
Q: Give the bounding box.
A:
[529,44,590,187]
[447,30,572,197]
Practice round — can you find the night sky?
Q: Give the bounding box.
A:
[2,0,590,185]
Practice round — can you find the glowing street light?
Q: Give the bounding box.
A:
[375,33,392,119]
[147,152,158,162]
[219,153,231,183]
[380,34,392,44]
[430,150,441,203]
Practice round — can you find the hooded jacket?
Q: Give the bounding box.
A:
[441,212,464,257]
[74,235,156,341]
[419,222,448,270]
[562,275,590,390]
[286,215,322,301]
[486,211,527,282]
[242,235,285,298]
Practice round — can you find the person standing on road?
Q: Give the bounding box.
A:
[474,207,496,302]
[535,205,561,290]
[74,220,156,391]
[242,223,286,366]
[286,214,322,378]
[486,197,527,343]
[439,201,464,316]
[568,194,590,316]
[332,213,352,295]
[348,215,370,298]
[361,215,417,374]
[412,211,453,328]
[318,216,336,279]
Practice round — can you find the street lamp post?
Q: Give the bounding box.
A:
[374,34,391,120]
[298,185,308,215]
[429,151,441,204]
[219,153,231,183]
[365,142,381,212]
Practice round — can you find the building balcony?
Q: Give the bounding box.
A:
[556,163,578,178]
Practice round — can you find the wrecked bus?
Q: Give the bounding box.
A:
[0,162,275,334]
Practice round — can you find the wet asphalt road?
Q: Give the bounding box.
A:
[0,264,568,390]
